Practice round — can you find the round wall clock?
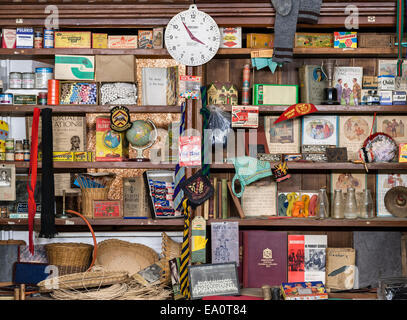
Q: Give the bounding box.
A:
[164,4,220,66]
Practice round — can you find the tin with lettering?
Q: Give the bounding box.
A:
[9,72,22,89]
[23,150,30,161]
[5,138,14,151]
[35,67,53,89]
[43,29,54,48]
[22,72,35,89]
[0,93,13,105]
[34,31,43,48]
[38,92,47,105]
[5,150,14,161]
[14,151,24,161]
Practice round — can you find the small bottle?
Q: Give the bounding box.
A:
[316,188,329,219]
[359,189,374,219]
[23,139,30,151]
[332,189,344,219]
[344,187,359,219]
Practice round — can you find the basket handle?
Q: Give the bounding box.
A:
[65,210,97,271]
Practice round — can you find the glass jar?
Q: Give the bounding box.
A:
[332,189,344,219]
[23,139,30,151]
[359,189,374,219]
[316,188,329,219]
[344,187,359,219]
[15,140,23,151]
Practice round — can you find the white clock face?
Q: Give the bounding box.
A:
[165,5,220,66]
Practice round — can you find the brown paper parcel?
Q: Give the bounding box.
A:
[95,55,135,82]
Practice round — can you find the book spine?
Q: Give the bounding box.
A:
[213,177,218,219]
[221,179,228,219]
[203,200,209,220]
[298,66,309,103]
[237,230,243,287]
[217,180,222,219]
[242,231,249,288]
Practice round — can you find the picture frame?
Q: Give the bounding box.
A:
[188,262,240,300]
[376,115,407,146]
[301,115,339,146]
[265,116,300,154]
[376,173,407,217]
[0,164,15,201]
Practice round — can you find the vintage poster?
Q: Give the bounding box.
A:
[302,115,339,146]
[241,180,277,216]
[265,116,300,154]
[376,174,407,217]
[331,172,367,204]
[376,116,407,145]
[333,67,363,105]
[339,115,374,160]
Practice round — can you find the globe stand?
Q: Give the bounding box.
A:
[128,148,150,162]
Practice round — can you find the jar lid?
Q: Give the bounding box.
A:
[35,67,53,72]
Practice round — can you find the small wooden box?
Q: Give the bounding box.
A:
[358,33,395,48]
[246,33,274,48]
[59,81,99,105]
[93,200,122,219]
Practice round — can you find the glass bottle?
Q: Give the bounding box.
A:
[332,189,344,219]
[344,187,358,219]
[316,188,329,219]
[359,189,374,219]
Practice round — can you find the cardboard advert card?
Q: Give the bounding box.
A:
[0,164,16,201]
[219,27,242,48]
[339,115,373,160]
[333,67,363,106]
[153,28,164,49]
[376,174,407,217]
[241,179,277,217]
[302,115,339,146]
[326,248,356,290]
[330,172,367,205]
[231,106,259,128]
[265,116,300,154]
[179,136,201,167]
[376,115,407,145]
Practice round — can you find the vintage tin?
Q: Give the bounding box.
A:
[14,151,24,161]
[34,31,43,48]
[47,79,59,105]
[9,72,22,89]
[5,138,14,151]
[54,31,91,48]
[0,93,13,104]
[35,67,53,89]
[0,152,5,161]
[22,72,35,89]
[15,140,23,151]
[43,29,54,48]
[5,150,14,161]
[38,92,47,105]
[23,150,30,161]
[13,94,37,105]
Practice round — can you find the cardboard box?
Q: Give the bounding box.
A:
[2,29,16,48]
[231,105,259,128]
[53,151,74,161]
[253,84,299,105]
[379,90,393,105]
[95,116,128,161]
[13,94,37,105]
[138,30,153,49]
[393,91,407,105]
[59,81,98,105]
[54,31,91,48]
[295,33,333,48]
[55,55,95,80]
[378,75,396,90]
[123,176,150,217]
[399,143,407,163]
[334,31,357,48]
[220,27,242,48]
[246,33,274,48]
[16,27,34,48]
[153,28,164,49]
[73,151,93,162]
[95,55,135,82]
[362,76,378,89]
[108,35,137,49]
[359,33,395,48]
[92,33,108,48]
[93,200,122,218]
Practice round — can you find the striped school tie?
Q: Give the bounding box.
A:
[179,198,191,299]
[173,102,186,214]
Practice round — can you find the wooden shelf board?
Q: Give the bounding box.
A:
[0,217,184,227]
[211,162,407,171]
[0,47,399,59]
[220,105,407,114]
[0,105,180,115]
[1,161,176,169]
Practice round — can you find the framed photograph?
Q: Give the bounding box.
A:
[302,115,339,146]
[265,116,300,154]
[0,164,15,201]
[376,174,407,217]
[376,116,407,145]
[188,263,240,300]
[339,115,374,160]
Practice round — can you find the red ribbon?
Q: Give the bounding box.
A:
[27,108,40,254]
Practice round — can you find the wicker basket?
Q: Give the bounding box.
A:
[161,232,181,285]
[81,188,109,218]
[45,242,93,276]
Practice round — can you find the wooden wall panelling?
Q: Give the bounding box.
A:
[287,230,353,248]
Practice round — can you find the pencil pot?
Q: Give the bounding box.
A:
[81,188,109,218]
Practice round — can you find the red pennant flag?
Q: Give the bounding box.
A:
[273,103,318,124]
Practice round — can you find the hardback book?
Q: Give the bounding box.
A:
[288,235,328,283]
[237,230,243,286]
[141,66,178,106]
[378,59,407,78]
[333,67,363,106]
[212,177,218,219]
[298,65,327,105]
[253,84,299,106]
[353,231,402,288]
[242,231,287,288]
[221,179,228,219]
[211,221,239,265]
[217,180,222,219]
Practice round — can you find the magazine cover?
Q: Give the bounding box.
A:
[333,67,363,105]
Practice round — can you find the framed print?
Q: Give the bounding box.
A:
[265,116,300,154]
[302,115,339,146]
[330,172,367,204]
[339,115,374,160]
[376,116,407,145]
[0,164,15,201]
[188,263,240,299]
[376,174,407,217]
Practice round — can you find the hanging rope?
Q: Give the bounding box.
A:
[179,199,191,299]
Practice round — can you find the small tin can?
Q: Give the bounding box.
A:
[43,29,54,48]
[34,31,43,48]
[5,150,14,161]
[0,93,13,105]
[38,92,47,105]
[9,72,22,89]
[5,138,14,151]
[35,67,53,89]
[14,151,24,161]
[22,72,35,89]
[23,150,30,161]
